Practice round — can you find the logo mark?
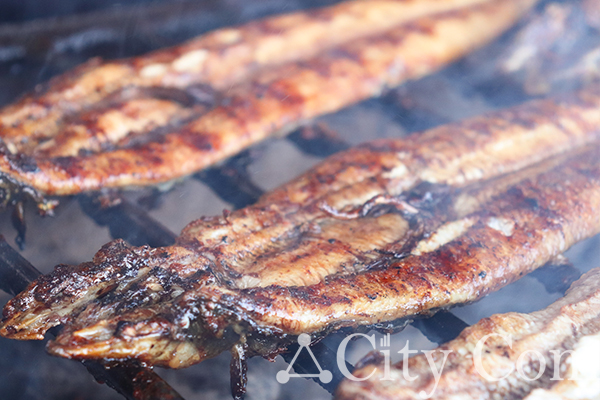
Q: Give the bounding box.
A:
[276,334,333,384]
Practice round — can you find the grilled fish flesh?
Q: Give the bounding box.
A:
[0,0,495,134]
[524,333,600,400]
[2,86,600,376]
[0,0,537,196]
[335,268,600,400]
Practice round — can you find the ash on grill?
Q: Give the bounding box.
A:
[1,0,599,399]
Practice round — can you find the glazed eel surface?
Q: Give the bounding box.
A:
[336,268,600,400]
[0,0,536,195]
[2,87,600,370]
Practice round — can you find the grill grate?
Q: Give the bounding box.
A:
[1,0,599,399]
[0,113,591,398]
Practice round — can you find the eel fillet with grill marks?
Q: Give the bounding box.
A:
[0,0,536,195]
[335,268,600,400]
[3,87,600,372]
[0,0,496,130]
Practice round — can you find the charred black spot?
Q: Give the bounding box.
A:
[364,203,400,218]
[524,197,540,211]
[405,182,452,211]
[7,153,39,173]
[52,156,78,173]
[115,320,131,337]
[96,283,118,299]
[316,174,334,184]
[3,325,17,335]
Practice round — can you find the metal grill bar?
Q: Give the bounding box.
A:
[195,148,266,210]
[287,123,351,157]
[282,339,354,394]
[9,201,26,250]
[530,257,582,295]
[79,193,177,248]
[0,235,40,295]
[195,123,351,209]
[411,312,470,345]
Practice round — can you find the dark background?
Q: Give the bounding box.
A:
[0,0,169,23]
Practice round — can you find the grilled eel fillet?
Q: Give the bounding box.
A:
[335,268,600,400]
[524,333,600,400]
[0,0,494,131]
[3,87,600,370]
[0,0,537,195]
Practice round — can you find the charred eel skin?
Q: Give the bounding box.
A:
[0,0,537,195]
